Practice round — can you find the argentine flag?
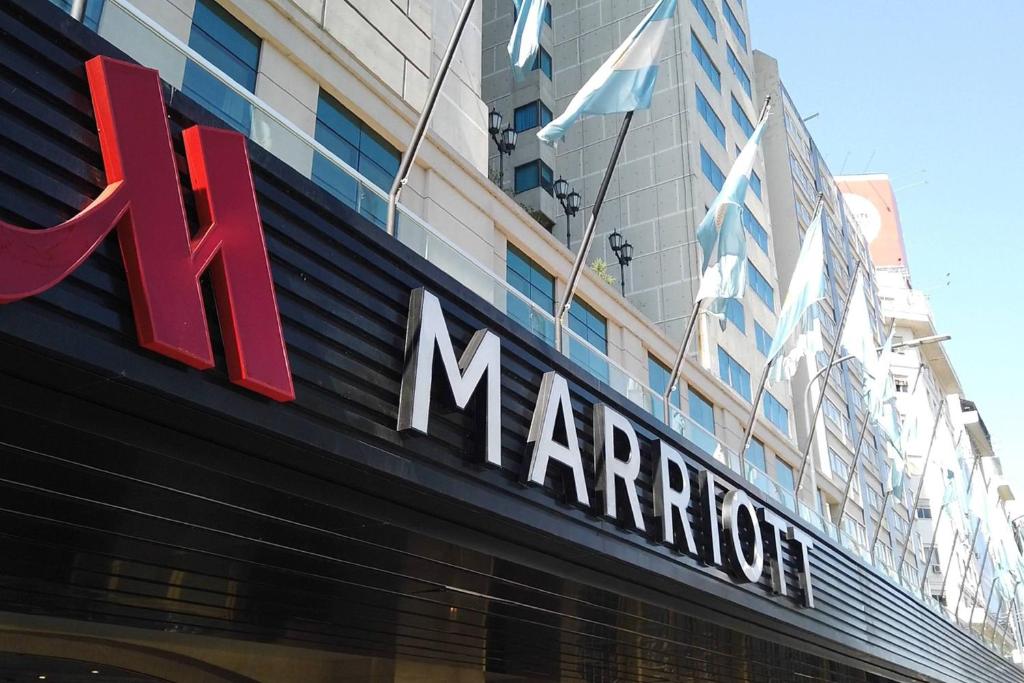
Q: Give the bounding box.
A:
[694,114,768,305]
[508,0,548,82]
[537,0,677,143]
[767,205,827,382]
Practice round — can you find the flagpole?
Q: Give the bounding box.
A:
[794,267,862,495]
[836,410,872,530]
[554,111,634,353]
[895,397,947,574]
[983,582,1000,642]
[918,500,949,592]
[971,541,992,620]
[1000,596,1018,653]
[661,96,772,426]
[870,489,893,560]
[386,0,477,236]
[938,527,960,605]
[955,518,984,621]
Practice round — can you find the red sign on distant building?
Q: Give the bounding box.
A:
[0,57,294,402]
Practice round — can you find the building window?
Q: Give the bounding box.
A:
[917,505,932,519]
[731,95,754,138]
[722,1,747,51]
[895,377,910,393]
[689,389,716,435]
[648,356,681,422]
[747,261,775,310]
[763,391,789,436]
[718,346,751,401]
[727,46,751,99]
[514,101,553,132]
[569,299,609,382]
[750,170,762,199]
[691,32,721,91]
[776,459,795,493]
[543,2,552,26]
[742,208,769,253]
[723,298,745,332]
[695,86,725,146]
[514,160,554,195]
[829,449,850,480]
[754,322,772,356]
[532,47,553,79]
[183,0,261,133]
[700,146,725,191]
[506,245,556,344]
[865,487,881,512]
[690,0,718,41]
[313,90,400,227]
[746,438,766,473]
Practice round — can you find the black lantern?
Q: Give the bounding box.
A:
[555,177,581,249]
[488,111,517,190]
[608,230,633,297]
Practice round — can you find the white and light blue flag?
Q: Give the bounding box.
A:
[537,0,677,143]
[694,116,769,308]
[767,205,827,382]
[508,0,548,82]
[866,331,896,421]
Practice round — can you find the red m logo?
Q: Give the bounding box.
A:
[0,56,294,402]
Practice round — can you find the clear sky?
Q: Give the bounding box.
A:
[747,2,1024,490]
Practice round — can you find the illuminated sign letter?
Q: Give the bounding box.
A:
[653,441,696,553]
[698,470,722,566]
[0,56,293,401]
[594,404,645,531]
[397,288,502,467]
[526,372,589,506]
[758,508,788,596]
[722,490,764,583]
[787,526,815,607]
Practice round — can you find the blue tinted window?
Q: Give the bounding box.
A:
[532,47,553,79]
[747,261,775,309]
[507,245,556,343]
[648,356,681,422]
[724,298,745,332]
[727,46,752,99]
[695,86,725,146]
[700,146,725,190]
[750,170,762,199]
[755,321,773,356]
[723,1,747,51]
[514,101,553,132]
[183,0,261,133]
[569,299,609,382]
[543,2,552,26]
[514,160,554,195]
[689,389,716,435]
[775,459,795,491]
[718,346,751,401]
[746,438,766,472]
[691,0,717,41]
[764,391,790,436]
[731,95,754,138]
[691,32,721,91]
[742,207,769,253]
[313,91,400,227]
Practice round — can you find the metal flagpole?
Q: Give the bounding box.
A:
[918,500,948,592]
[895,398,947,574]
[971,541,992,619]
[836,411,873,527]
[385,0,477,236]
[870,489,893,560]
[554,111,635,353]
[71,0,87,20]
[794,268,862,495]
[1000,596,1018,653]
[955,518,983,621]
[983,582,1000,642]
[937,527,960,605]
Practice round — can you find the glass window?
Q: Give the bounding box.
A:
[731,95,754,138]
[514,101,553,132]
[722,1,747,51]
[183,0,261,133]
[648,356,681,422]
[750,170,762,199]
[724,298,745,332]
[754,322,772,356]
[727,46,751,99]
[514,160,554,195]
[763,391,789,436]
[532,47,553,79]
[717,346,751,401]
[742,207,769,253]
[50,0,105,30]
[543,2,552,26]
[689,389,716,435]
[746,438,766,473]
[829,449,850,480]
[506,245,555,344]
[747,261,775,310]
[691,0,718,41]
[569,299,609,382]
[700,146,725,191]
[917,505,932,519]
[691,32,721,91]
[776,459,795,493]
[695,87,725,146]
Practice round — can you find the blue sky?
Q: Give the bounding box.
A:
[747,2,1024,489]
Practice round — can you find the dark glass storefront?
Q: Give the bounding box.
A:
[0,2,1018,681]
